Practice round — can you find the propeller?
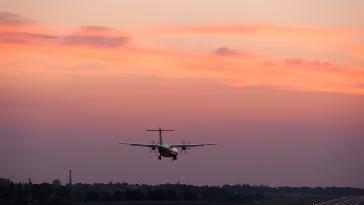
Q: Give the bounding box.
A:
[149,140,157,154]
[181,141,191,154]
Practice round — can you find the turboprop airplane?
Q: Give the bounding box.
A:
[119,128,217,160]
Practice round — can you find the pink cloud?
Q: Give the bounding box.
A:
[63,26,130,47]
[0,23,129,48]
[0,11,32,25]
[285,58,304,66]
[284,58,343,74]
[0,31,58,44]
[213,47,239,56]
[62,35,129,48]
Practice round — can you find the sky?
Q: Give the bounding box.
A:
[0,0,364,188]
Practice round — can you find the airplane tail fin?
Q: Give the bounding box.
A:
[146,128,174,145]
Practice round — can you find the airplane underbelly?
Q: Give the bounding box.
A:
[158,147,177,157]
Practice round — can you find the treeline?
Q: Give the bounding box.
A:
[1,178,364,205]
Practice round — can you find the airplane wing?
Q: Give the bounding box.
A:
[169,143,217,148]
[118,143,158,148]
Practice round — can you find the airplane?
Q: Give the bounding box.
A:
[119,128,217,160]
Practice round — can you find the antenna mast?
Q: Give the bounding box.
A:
[68,170,72,186]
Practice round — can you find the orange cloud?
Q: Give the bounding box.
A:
[343,43,364,62]
[1,11,364,95]
[153,24,357,38]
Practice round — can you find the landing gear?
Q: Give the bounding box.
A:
[158,155,162,160]
[172,156,177,161]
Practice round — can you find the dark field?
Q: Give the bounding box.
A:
[83,196,364,205]
[82,196,333,205]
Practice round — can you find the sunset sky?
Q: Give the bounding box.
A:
[0,0,364,188]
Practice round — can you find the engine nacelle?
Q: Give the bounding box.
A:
[171,147,179,155]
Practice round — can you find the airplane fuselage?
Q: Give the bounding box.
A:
[157,145,178,160]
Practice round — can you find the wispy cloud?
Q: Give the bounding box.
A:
[213,47,239,56]
[0,22,129,48]
[63,35,128,48]
[285,58,333,69]
[62,26,129,47]
[154,24,356,37]
[1,12,364,95]
[0,11,32,25]
[0,31,58,44]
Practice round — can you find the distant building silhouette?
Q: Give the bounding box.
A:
[0,178,10,185]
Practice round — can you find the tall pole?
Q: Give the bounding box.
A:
[68,170,72,186]
[27,178,32,205]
